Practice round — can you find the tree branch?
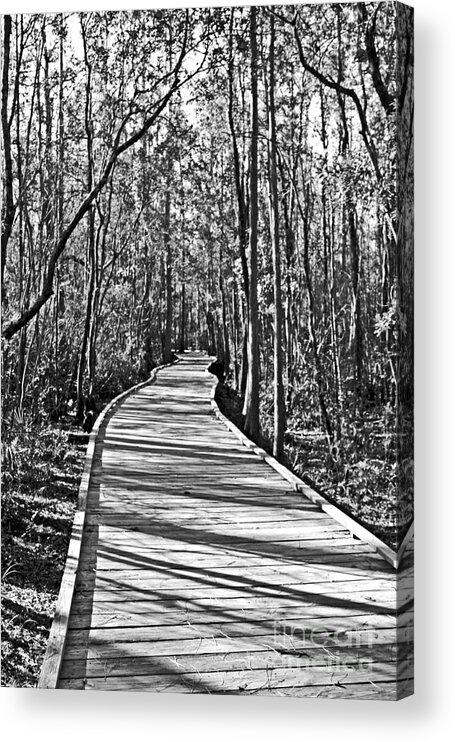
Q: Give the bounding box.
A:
[292,17,382,182]
[3,11,190,341]
[364,5,395,116]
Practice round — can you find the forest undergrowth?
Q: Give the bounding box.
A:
[1,418,83,686]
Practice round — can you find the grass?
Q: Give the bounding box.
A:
[1,419,84,687]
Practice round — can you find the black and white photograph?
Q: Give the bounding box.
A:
[1,1,414,700]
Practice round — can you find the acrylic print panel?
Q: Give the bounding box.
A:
[1,2,414,699]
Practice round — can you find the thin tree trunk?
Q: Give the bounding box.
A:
[162,187,173,364]
[347,193,363,417]
[267,14,285,458]
[179,281,186,353]
[328,196,343,444]
[243,6,260,441]
[227,9,249,396]
[218,243,230,375]
[1,15,14,306]
[76,20,96,419]
[303,204,334,449]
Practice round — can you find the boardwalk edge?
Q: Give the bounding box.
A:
[207,374,413,571]
[37,361,177,690]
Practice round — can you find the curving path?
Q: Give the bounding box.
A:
[57,352,413,698]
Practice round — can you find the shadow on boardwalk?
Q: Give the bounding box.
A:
[58,352,413,698]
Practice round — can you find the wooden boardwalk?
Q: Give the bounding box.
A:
[56,353,413,697]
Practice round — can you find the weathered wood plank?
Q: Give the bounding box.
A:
[57,659,411,692]
[256,679,414,699]
[62,623,413,660]
[83,517,351,538]
[59,642,412,680]
[85,530,377,553]
[69,583,410,608]
[77,555,396,583]
[90,511,341,529]
[63,615,413,648]
[73,569,406,594]
[77,551,397,579]
[79,538,396,572]
[57,677,412,699]
[67,604,413,631]
[69,597,411,625]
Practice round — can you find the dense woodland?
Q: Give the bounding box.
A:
[2,3,413,558]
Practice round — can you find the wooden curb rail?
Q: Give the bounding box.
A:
[38,362,176,689]
[207,373,413,571]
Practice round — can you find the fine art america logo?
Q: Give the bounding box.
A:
[271,618,413,673]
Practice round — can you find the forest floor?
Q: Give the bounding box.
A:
[215,383,413,551]
[1,420,85,686]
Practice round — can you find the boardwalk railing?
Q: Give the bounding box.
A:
[208,374,413,570]
[38,362,176,689]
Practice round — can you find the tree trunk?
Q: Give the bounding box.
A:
[1,15,14,307]
[347,193,363,417]
[299,181,334,451]
[162,187,173,364]
[76,21,96,419]
[178,282,186,353]
[267,14,285,458]
[243,6,260,441]
[228,9,249,396]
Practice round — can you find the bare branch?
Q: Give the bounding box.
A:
[292,15,382,182]
[363,5,395,116]
[3,11,191,341]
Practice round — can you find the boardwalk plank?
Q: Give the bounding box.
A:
[63,617,413,648]
[59,644,411,680]
[69,586,408,612]
[77,554,396,581]
[58,661,410,693]
[67,606,413,631]
[62,628,411,661]
[58,677,412,698]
